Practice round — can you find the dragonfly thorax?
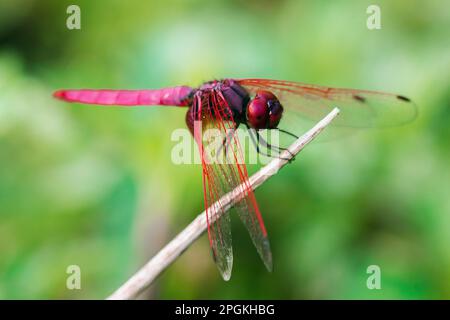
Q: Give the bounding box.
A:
[196,79,284,130]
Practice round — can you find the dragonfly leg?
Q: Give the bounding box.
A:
[278,128,299,139]
[248,128,272,158]
[256,130,296,162]
[247,128,291,161]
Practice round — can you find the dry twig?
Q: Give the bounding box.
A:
[107,107,340,300]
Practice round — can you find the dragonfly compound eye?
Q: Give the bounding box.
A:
[247,90,283,129]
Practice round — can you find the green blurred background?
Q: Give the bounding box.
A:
[0,0,449,299]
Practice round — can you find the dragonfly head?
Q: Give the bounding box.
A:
[246,90,283,130]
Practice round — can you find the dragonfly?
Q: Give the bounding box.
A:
[53,78,417,280]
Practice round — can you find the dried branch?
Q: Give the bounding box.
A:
[107,107,340,300]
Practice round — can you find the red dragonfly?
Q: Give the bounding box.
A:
[53,79,417,280]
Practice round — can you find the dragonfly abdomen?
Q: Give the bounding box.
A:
[53,86,193,106]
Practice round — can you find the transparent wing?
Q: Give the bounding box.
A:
[195,91,272,280]
[237,78,418,129]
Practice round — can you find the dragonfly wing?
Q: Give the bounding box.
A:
[195,91,272,280]
[219,125,272,271]
[202,160,233,280]
[237,78,418,128]
[233,175,273,272]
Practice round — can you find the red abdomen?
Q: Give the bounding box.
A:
[53,86,193,107]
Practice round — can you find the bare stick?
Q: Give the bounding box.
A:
[107,108,340,300]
